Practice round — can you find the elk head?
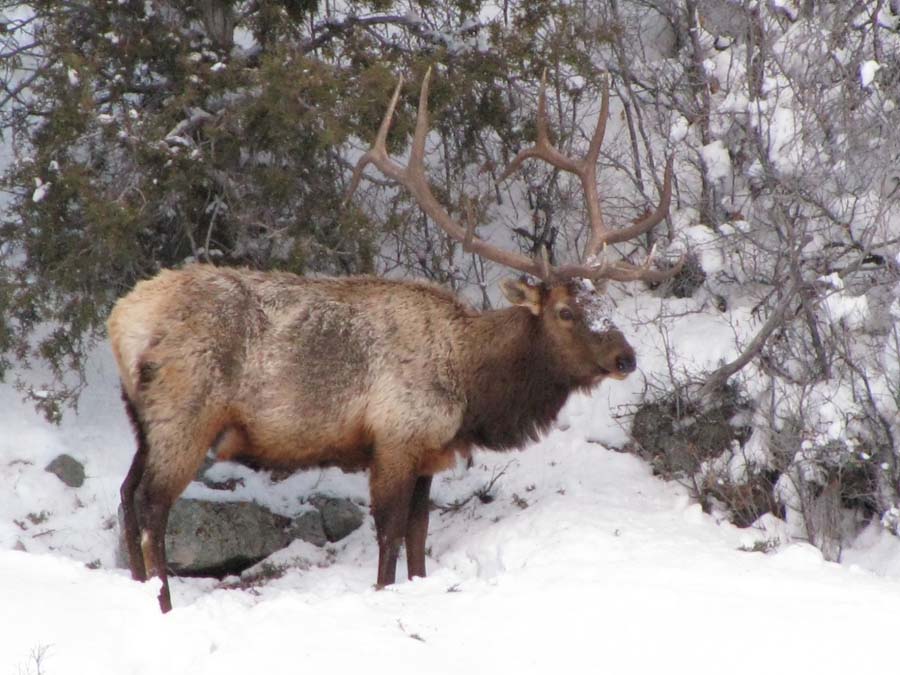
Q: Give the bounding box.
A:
[347,68,683,378]
[500,276,636,386]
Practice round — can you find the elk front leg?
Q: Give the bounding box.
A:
[370,452,419,588]
[405,475,433,580]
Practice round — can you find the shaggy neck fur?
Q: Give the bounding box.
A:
[456,307,590,451]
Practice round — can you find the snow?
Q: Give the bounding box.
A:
[6,6,900,669]
[3,338,900,674]
[567,74,585,91]
[575,280,617,334]
[771,0,799,21]
[669,115,689,143]
[31,178,50,202]
[821,287,869,329]
[860,60,881,87]
[700,140,731,184]
[682,224,725,274]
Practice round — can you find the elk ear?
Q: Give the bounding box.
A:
[500,278,543,316]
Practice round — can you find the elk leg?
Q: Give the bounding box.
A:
[120,388,149,581]
[135,482,175,613]
[370,454,418,588]
[133,417,210,613]
[120,449,148,581]
[405,475,433,580]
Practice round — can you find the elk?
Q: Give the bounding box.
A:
[109,70,680,612]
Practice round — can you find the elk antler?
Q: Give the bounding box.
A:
[346,68,683,284]
[499,72,680,283]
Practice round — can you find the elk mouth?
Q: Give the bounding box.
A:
[592,359,634,383]
[589,366,611,384]
[607,352,637,380]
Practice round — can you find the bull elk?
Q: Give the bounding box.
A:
[110,70,681,612]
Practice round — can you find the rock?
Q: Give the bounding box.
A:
[116,493,364,577]
[165,499,292,576]
[288,509,327,547]
[45,454,85,488]
[310,495,365,542]
[118,499,292,577]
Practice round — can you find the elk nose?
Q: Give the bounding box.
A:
[615,352,636,374]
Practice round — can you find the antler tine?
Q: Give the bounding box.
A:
[344,152,372,207]
[597,242,685,284]
[377,76,405,156]
[534,69,550,148]
[580,75,610,260]
[597,156,674,246]
[345,77,406,204]
[537,243,552,280]
[409,67,432,172]
[584,74,609,169]
[579,155,676,282]
[499,70,581,183]
[462,195,477,248]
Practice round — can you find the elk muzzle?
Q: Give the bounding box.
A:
[596,341,637,381]
[615,351,636,376]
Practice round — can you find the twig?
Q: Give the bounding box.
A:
[397,620,426,643]
[438,461,513,514]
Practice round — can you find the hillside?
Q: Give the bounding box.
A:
[2,344,900,675]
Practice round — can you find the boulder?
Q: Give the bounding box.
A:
[164,499,292,576]
[116,494,364,576]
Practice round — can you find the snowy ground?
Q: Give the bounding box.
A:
[3,334,900,675]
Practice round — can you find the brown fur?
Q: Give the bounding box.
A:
[109,264,636,611]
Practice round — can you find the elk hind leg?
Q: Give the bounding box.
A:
[120,387,149,581]
[135,483,175,612]
[405,475,433,580]
[135,418,213,613]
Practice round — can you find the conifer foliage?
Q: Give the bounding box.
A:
[1,0,600,419]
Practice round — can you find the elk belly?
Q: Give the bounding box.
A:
[418,443,471,476]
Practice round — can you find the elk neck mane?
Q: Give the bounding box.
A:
[455,306,587,452]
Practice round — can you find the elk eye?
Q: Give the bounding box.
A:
[558,307,574,321]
